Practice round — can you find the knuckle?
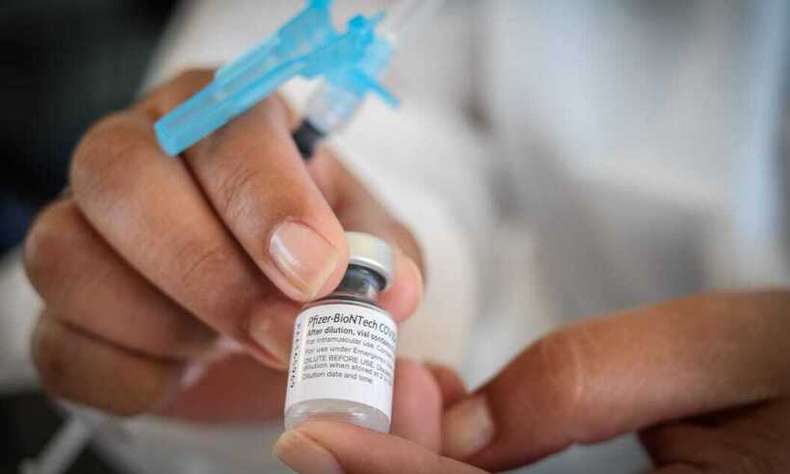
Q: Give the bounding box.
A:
[24,201,79,291]
[174,238,236,296]
[31,318,71,398]
[532,329,592,436]
[69,113,151,205]
[214,162,266,224]
[69,114,122,189]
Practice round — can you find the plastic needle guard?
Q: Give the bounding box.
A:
[154,0,397,156]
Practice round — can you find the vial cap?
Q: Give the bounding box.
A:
[346,231,394,289]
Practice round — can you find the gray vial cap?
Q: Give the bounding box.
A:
[345,231,394,289]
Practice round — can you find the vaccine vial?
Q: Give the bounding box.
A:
[284,232,397,433]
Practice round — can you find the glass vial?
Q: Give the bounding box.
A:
[284,232,397,433]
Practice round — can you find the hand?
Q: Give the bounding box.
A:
[23,69,423,421]
[274,291,790,473]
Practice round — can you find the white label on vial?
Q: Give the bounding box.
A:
[285,302,398,419]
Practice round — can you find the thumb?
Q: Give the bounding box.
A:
[273,421,486,474]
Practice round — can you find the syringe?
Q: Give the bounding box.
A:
[155,0,396,157]
[292,0,445,159]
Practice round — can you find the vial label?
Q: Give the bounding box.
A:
[285,303,398,419]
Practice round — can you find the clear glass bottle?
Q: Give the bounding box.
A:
[284,232,397,433]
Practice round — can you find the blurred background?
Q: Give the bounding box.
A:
[0,0,178,254]
[2,1,176,472]
[1,0,789,473]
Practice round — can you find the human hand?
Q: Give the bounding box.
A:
[23,69,423,421]
[275,291,790,473]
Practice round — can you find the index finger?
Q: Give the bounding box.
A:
[69,72,311,365]
[140,71,348,303]
[441,290,790,471]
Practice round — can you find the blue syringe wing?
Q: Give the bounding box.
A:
[155,0,336,155]
[310,14,398,107]
[155,0,395,156]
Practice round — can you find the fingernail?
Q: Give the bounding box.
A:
[248,315,290,369]
[270,221,340,300]
[442,395,495,459]
[273,429,345,474]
